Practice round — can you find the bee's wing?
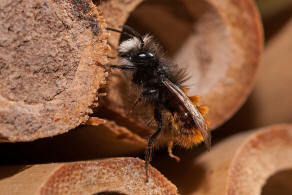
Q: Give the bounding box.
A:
[162,79,211,150]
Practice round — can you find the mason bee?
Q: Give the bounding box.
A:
[105,25,211,180]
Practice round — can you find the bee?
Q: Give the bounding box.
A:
[104,25,211,180]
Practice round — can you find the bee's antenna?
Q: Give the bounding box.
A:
[106,25,145,48]
[106,27,134,39]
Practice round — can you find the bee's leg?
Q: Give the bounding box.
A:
[167,141,180,162]
[145,106,162,182]
[103,64,137,71]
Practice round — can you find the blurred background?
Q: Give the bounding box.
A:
[1,0,292,194]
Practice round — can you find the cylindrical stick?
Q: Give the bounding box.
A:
[0,157,178,195]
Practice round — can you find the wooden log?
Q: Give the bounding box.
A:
[0,0,109,142]
[0,158,177,195]
[189,124,292,195]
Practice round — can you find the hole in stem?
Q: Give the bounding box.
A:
[261,169,292,195]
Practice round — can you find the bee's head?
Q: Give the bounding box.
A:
[107,26,159,67]
[119,36,156,66]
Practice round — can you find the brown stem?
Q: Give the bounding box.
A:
[0,0,109,142]
[0,158,178,195]
[190,124,292,195]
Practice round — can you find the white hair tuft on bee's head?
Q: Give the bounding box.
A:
[118,34,156,53]
[119,37,141,53]
[142,34,153,45]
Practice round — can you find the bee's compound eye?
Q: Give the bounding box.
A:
[138,52,154,58]
[138,53,147,58]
